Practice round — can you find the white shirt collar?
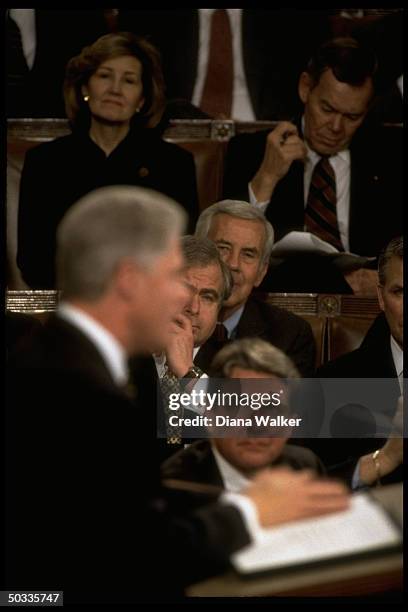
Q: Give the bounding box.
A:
[58,302,128,386]
[222,304,245,339]
[211,443,251,493]
[390,334,403,378]
[397,74,403,97]
[9,9,36,70]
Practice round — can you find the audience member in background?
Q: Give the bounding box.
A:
[6,185,350,605]
[162,338,325,497]
[6,8,110,117]
[313,236,403,486]
[223,38,402,294]
[118,9,331,121]
[135,235,232,455]
[17,31,198,289]
[195,200,316,377]
[348,10,403,124]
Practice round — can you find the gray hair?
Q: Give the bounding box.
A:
[181,235,233,302]
[211,337,300,379]
[378,236,403,286]
[56,185,186,299]
[195,200,275,267]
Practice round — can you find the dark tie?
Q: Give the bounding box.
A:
[304,157,343,251]
[199,9,233,119]
[214,322,229,343]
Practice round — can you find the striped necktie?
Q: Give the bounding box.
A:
[304,156,343,251]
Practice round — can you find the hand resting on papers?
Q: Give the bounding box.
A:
[243,467,350,528]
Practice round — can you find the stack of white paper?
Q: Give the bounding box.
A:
[232,493,401,575]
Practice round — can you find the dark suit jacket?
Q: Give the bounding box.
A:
[118,9,330,120]
[7,9,109,117]
[223,123,402,257]
[309,313,402,485]
[17,128,198,288]
[196,296,316,378]
[5,316,250,605]
[162,439,325,490]
[6,311,43,361]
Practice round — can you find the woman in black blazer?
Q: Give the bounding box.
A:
[17,32,198,288]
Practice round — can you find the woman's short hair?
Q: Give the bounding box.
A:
[64,31,165,129]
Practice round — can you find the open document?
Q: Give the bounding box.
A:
[231,492,402,576]
[270,231,376,270]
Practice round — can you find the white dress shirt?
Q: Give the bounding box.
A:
[390,334,403,393]
[58,302,128,387]
[222,304,245,339]
[212,444,264,543]
[192,8,256,121]
[212,443,251,492]
[9,8,36,70]
[249,117,352,252]
[397,74,403,97]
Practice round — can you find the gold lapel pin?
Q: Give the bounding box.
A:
[138,167,149,178]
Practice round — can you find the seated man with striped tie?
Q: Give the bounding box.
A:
[223,37,402,294]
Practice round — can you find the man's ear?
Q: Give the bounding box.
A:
[298,71,312,105]
[254,261,268,288]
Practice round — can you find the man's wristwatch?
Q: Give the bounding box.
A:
[183,366,203,379]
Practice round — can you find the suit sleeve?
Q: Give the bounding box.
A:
[288,317,316,378]
[223,133,267,203]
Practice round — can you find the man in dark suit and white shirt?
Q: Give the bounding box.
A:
[223,38,402,293]
[195,199,316,376]
[118,9,331,120]
[6,185,349,605]
[162,338,325,494]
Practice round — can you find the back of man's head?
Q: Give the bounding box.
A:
[211,337,299,379]
[56,185,186,299]
[378,235,403,286]
[307,36,378,90]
